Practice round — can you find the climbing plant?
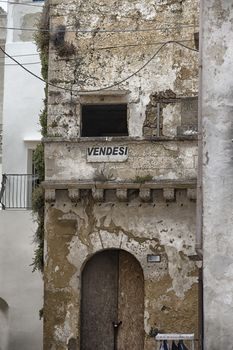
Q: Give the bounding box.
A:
[31,1,49,272]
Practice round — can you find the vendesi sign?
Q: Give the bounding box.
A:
[87,145,128,163]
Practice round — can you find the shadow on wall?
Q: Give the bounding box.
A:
[0,298,9,350]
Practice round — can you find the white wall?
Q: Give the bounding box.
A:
[0,211,43,350]
[0,3,44,350]
[2,41,43,174]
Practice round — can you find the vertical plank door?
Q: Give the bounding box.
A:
[81,250,118,350]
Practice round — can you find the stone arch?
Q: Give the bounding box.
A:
[80,249,145,350]
[80,247,144,276]
[79,230,147,277]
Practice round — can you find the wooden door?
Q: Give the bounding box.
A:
[80,250,144,350]
[118,250,144,350]
[81,250,118,350]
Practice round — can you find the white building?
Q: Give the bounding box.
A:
[0,1,44,349]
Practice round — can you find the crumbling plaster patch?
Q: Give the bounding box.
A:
[163,103,181,137]
[44,185,199,348]
[47,0,198,138]
[20,13,40,41]
[44,201,199,347]
[46,191,198,296]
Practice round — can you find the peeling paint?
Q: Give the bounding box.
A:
[44,192,199,348]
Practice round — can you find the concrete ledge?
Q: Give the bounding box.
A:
[42,179,197,190]
[43,136,198,143]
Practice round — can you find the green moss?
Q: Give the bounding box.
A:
[51,120,58,128]
[31,215,44,272]
[56,42,76,57]
[33,144,44,183]
[31,185,44,272]
[135,175,153,183]
[39,107,47,137]
[34,1,49,81]
[149,327,159,338]
[32,185,44,214]
[51,24,76,57]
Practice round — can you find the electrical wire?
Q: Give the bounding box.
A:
[3,61,40,66]
[0,0,43,7]
[0,40,198,94]
[0,52,39,58]
[0,23,197,34]
[0,1,199,36]
[0,38,194,64]
[0,38,193,60]
[94,39,192,51]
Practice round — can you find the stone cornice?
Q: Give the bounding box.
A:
[43,179,197,203]
[43,136,198,143]
[43,179,197,190]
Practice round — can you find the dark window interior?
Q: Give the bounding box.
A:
[81,104,128,137]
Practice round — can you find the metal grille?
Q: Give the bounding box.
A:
[0,174,39,209]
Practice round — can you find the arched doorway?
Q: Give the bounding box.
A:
[80,249,144,350]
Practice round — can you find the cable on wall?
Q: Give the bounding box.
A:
[0,23,197,34]
[0,38,194,60]
[0,40,198,94]
[2,61,41,66]
[0,0,43,7]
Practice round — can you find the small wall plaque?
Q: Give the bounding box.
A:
[147,254,161,263]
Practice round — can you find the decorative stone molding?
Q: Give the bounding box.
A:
[68,189,80,202]
[163,188,175,202]
[45,189,56,203]
[42,180,197,202]
[139,189,151,202]
[116,189,128,202]
[92,188,104,202]
[187,188,196,201]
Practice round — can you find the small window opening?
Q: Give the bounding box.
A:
[81,104,128,137]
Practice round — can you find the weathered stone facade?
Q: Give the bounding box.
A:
[43,0,200,349]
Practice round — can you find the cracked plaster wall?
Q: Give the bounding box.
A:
[44,190,199,349]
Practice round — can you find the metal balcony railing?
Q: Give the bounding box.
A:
[0,174,39,209]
